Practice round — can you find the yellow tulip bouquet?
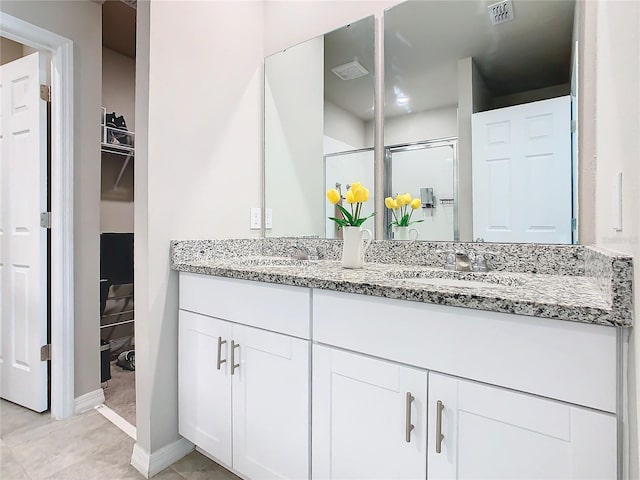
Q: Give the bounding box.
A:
[326,182,375,229]
[385,193,423,230]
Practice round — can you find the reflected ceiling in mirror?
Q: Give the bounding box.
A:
[385,0,575,124]
[384,0,577,244]
[265,16,375,238]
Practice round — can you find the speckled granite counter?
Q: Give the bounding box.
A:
[171,239,633,328]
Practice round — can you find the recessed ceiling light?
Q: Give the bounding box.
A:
[396,96,410,105]
[331,61,369,81]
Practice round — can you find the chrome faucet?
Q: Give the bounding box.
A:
[437,249,497,272]
[471,251,497,272]
[437,249,469,271]
[292,242,319,261]
[450,251,473,272]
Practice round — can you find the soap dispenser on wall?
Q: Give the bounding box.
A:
[420,187,435,208]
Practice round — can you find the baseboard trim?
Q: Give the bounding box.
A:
[95,404,136,440]
[74,388,105,414]
[131,438,194,478]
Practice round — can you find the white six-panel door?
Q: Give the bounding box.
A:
[313,344,428,480]
[0,52,48,412]
[472,96,572,243]
[427,373,617,480]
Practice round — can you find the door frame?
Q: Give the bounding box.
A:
[1,12,75,419]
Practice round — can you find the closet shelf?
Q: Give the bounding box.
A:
[101,107,134,189]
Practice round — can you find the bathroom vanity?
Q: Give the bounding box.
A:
[171,239,632,480]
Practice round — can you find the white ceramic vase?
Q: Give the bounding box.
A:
[341,226,373,269]
[394,226,419,241]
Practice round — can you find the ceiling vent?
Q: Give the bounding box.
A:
[488,0,514,25]
[331,61,369,81]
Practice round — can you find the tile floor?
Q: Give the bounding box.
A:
[0,399,240,480]
[103,360,136,426]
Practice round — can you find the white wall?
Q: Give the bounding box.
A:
[324,100,367,149]
[103,47,135,127]
[577,0,597,245]
[592,2,640,478]
[264,0,401,56]
[492,83,571,109]
[0,0,102,400]
[136,0,265,457]
[0,36,22,64]
[265,36,324,237]
[101,201,134,233]
[102,47,135,233]
[381,106,457,146]
[457,57,477,241]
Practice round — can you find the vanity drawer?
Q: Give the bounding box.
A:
[180,272,311,339]
[312,289,617,413]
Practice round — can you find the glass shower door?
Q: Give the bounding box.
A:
[386,140,457,241]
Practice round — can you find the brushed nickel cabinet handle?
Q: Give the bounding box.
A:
[231,341,240,375]
[435,400,444,453]
[216,337,227,370]
[405,392,415,443]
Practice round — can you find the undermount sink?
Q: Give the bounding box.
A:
[234,256,311,267]
[388,270,523,289]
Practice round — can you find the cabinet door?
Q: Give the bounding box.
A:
[428,373,617,480]
[232,324,310,479]
[178,310,233,466]
[313,344,428,480]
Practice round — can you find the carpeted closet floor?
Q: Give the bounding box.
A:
[103,360,136,426]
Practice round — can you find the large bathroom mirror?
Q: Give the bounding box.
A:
[264,1,579,244]
[384,0,577,243]
[264,16,375,239]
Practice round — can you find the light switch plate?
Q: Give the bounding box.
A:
[250,208,261,229]
[265,208,273,229]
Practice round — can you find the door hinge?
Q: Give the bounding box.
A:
[571,218,577,230]
[571,120,577,133]
[40,84,51,103]
[40,344,52,361]
[40,211,52,229]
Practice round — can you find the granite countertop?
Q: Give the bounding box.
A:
[171,239,633,328]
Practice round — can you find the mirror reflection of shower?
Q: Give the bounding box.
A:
[324,148,375,239]
[386,138,458,241]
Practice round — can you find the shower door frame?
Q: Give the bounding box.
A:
[384,137,459,241]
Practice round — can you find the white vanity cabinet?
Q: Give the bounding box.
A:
[312,344,428,480]
[312,289,619,480]
[178,273,620,480]
[179,310,233,464]
[178,273,311,480]
[427,372,617,480]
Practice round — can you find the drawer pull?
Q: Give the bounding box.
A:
[405,392,415,443]
[435,400,444,453]
[216,337,227,370]
[231,341,240,375]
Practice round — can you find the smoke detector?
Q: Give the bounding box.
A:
[331,61,369,81]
